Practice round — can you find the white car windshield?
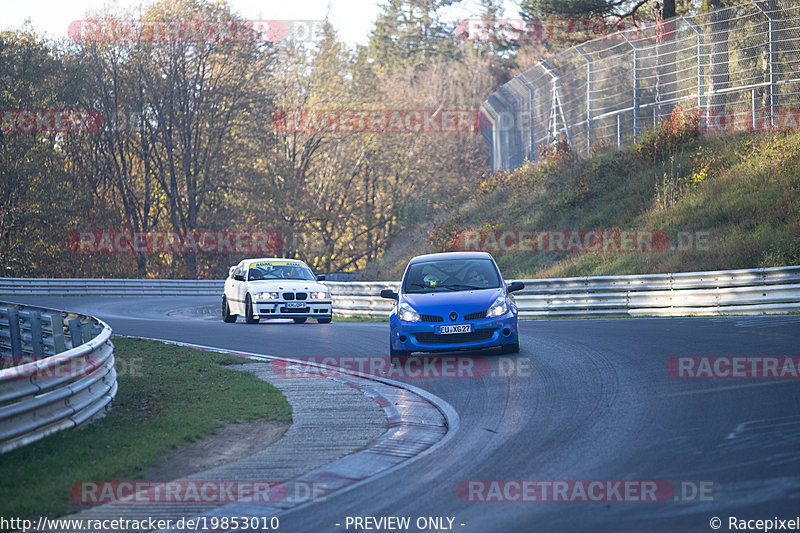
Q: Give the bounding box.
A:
[247,264,316,281]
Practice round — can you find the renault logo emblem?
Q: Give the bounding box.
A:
[449,311,458,321]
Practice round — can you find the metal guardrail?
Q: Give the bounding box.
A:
[325,265,800,318]
[0,303,116,453]
[0,278,224,296]
[1,265,798,318]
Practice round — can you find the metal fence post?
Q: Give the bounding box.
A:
[755,1,779,128]
[508,78,534,163]
[482,101,502,172]
[622,35,641,140]
[684,16,706,113]
[481,104,497,171]
[575,45,593,152]
[539,60,573,149]
[518,76,538,160]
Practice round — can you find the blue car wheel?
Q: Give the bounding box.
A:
[501,339,520,354]
[390,342,412,357]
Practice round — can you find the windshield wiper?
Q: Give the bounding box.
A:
[406,282,447,292]
[439,284,486,291]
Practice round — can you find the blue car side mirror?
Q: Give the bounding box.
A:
[508,281,524,293]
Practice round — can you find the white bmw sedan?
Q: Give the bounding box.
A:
[222,258,332,324]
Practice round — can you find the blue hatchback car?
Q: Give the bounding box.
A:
[380,252,524,356]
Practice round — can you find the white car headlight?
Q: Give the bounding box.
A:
[486,295,509,318]
[255,291,279,300]
[397,302,421,322]
[310,291,330,300]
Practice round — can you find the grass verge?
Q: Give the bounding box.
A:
[333,315,388,322]
[0,337,291,521]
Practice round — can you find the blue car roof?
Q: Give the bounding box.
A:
[408,251,495,264]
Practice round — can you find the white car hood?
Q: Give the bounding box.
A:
[247,279,327,292]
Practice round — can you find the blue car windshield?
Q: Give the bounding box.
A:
[403,259,501,293]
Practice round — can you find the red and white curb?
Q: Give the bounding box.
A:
[121,337,459,526]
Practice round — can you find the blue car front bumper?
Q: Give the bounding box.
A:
[389,312,518,353]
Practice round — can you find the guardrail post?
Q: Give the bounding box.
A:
[6,307,22,357]
[51,314,66,353]
[30,311,45,357]
[81,322,94,344]
[68,318,83,349]
[755,1,779,128]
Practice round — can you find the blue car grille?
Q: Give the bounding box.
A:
[414,329,495,345]
[463,310,487,321]
[419,314,444,323]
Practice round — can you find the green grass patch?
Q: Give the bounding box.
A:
[0,337,291,521]
[333,315,388,322]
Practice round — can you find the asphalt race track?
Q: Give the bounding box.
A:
[7,295,800,533]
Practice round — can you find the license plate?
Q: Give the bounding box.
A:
[438,324,472,335]
[286,302,305,308]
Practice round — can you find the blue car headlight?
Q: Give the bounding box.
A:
[486,295,509,318]
[397,302,421,322]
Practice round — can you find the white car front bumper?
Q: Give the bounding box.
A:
[253,299,332,319]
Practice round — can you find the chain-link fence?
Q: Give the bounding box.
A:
[481,0,800,171]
